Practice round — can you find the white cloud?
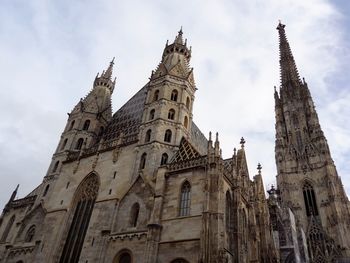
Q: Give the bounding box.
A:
[0,0,349,206]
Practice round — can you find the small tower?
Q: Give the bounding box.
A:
[136,28,196,178]
[45,59,115,180]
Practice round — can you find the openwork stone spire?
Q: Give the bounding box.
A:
[277,22,302,88]
[102,57,115,79]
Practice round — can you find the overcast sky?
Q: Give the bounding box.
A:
[0,0,349,208]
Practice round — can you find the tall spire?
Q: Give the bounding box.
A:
[174,26,184,44]
[102,57,115,79]
[277,22,302,88]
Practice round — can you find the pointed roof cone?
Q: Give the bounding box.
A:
[174,27,184,44]
[277,21,302,87]
[102,57,115,79]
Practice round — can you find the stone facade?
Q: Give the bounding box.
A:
[0,24,349,263]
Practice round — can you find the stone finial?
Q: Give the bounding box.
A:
[240,137,246,148]
[233,147,236,156]
[257,163,262,174]
[209,131,212,141]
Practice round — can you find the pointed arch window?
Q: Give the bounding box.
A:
[184,116,188,129]
[153,90,159,101]
[168,109,175,120]
[145,129,152,143]
[43,184,50,197]
[164,129,172,143]
[98,126,104,136]
[75,138,84,150]
[179,181,191,216]
[25,225,36,242]
[0,215,15,242]
[149,109,155,120]
[140,153,147,170]
[61,139,68,150]
[186,97,190,109]
[52,161,60,173]
[130,203,140,227]
[114,250,132,263]
[160,153,168,165]
[82,120,90,131]
[171,90,178,101]
[69,120,75,131]
[303,181,319,216]
[59,173,99,263]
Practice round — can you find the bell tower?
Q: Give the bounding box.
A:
[274,22,350,260]
[135,28,196,179]
[44,59,115,180]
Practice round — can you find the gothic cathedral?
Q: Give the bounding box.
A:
[0,23,349,263]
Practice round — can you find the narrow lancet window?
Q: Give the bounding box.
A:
[171,90,178,101]
[160,153,168,165]
[82,120,90,131]
[164,129,172,143]
[303,181,319,216]
[130,203,140,227]
[25,225,36,242]
[179,181,191,216]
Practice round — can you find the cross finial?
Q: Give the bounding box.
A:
[240,137,246,148]
[257,163,262,174]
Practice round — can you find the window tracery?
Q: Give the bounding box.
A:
[161,153,168,165]
[179,181,191,216]
[59,173,99,263]
[25,225,36,242]
[82,120,90,131]
[303,181,318,216]
[168,109,175,120]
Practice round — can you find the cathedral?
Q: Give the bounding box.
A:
[0,23,349,263]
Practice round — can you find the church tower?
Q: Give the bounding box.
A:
[274,22,350,260]
[135,28,196,181]
[44,59,115,181]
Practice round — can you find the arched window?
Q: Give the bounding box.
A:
[140,153,147,170]
[98,126,104,136]
[179,181,191,216]
[171,259,189,263]
[0,215,15,242]
[186,97,190,109]
[25,225,36,242]
[75,138,84,150]
[130,203,140,227]
[153,90,159,101]
[145,129,151,143]
[52,161,59,173]
[61,139,68,150]
[114,251,132,263]
[164,129,172,143]
[303,181,319,216]
[171,90,178,101]
[184,116,188,129]
[43,184,50,197]
[149,109,155,120]
[59,173,99,263]
[160,153,168,165]
[82,120,90,131]
[69,120,75,131]
[168,109,175,120]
